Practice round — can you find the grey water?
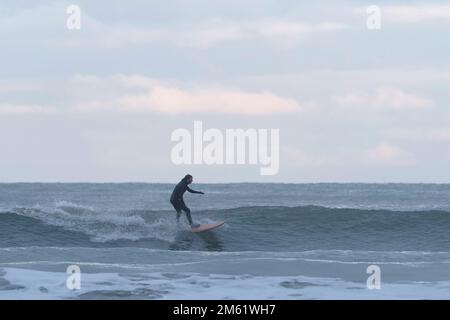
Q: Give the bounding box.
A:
[1,183,450,299]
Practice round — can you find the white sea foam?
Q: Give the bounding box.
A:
[1,267,450,300]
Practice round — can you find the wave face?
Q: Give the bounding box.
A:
[2,203,450,252]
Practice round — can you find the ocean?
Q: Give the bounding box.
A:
[1,183,450,299]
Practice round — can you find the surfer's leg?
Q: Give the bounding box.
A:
[184,208,194,225]
[171,201,182,223]
[182,205,199,227]
[180,201,194,225]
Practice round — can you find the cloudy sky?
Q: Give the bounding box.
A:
[1,0,449,183]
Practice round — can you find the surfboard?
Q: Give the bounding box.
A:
[191,221,225,233]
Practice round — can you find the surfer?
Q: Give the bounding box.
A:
[170,174,204,228]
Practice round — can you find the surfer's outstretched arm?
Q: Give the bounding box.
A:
[187,187,204,194]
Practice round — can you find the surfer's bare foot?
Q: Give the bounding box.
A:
[191,223,200,228]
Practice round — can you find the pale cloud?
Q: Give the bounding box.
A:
[1,2,347,50]
[382,128,450,142]
[0,81,44,93]
[118,85,301,115]
[82,130,167,169]
[71,75,302,115]
[247,21,346,38]
[0,103,53,115]
[185,20,347,47]
[241,68,450,94]
[283,143,417,169]
[334,87,434,110]
[64,18,347,49]
[281,146,346,167]
[0,74,302,116]
[354,5,450,24]
[365,142,415,166]
[383,5,450,23]
[70,74,162,90]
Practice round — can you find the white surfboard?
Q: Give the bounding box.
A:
[191,221,225,233]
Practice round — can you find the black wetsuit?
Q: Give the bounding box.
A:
[170,178,203,225]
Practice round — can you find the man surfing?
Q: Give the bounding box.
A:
[170,174,204,228]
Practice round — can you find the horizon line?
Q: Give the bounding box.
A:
[1,181,450,185]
